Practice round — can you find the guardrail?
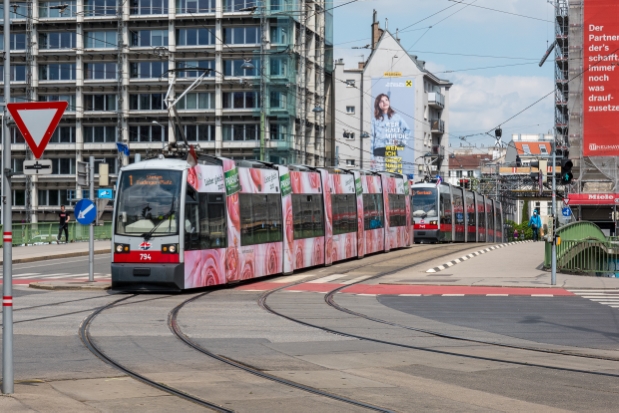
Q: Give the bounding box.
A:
[544,221,619,276]
[0,222,112,246]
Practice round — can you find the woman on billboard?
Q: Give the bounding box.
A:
[371,93,411,169]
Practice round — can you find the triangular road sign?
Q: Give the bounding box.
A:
[6,101,68,159]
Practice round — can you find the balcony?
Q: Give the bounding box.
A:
[428,92,445,109]
[431,119,445,134]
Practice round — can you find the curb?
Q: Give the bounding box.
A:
[29,281,111,291]
[1,248,111,265]
[425,241,532,273]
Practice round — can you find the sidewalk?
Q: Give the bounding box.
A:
[380,242,619,290]
[0,240,111,265]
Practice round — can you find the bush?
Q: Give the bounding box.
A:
[506,219,533,241]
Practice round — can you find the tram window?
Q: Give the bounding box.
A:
[466,193,475,226]
[332,194,357,235]
[453,193,464,225]
[240,194,283,246]
[198,193,227,249]
[440,193,452,224]
[388,194,406,227]
[363,193,384,230]
[185,189,200,251]
[292,194,324,239]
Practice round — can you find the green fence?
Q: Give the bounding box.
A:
[544,221,619,276]
[0,222,112,246]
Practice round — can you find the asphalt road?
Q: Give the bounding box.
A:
[0,253,112,282]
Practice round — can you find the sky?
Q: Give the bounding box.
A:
[333,0,556,150]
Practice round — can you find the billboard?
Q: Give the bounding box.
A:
[371,77,415,174]
[583,0,619,156]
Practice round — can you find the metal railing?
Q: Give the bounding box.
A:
[0,222,112,246]
[544,221,619,276]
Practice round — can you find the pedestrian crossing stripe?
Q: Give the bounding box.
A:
[568,290,619,311]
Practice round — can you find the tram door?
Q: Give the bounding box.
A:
[465,190,476,242]
[439,185,453,242]
[476,194,486,242]
[452,186,465,242]
[486,198,494,242]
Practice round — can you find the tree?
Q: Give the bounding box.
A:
[521,200,529,224]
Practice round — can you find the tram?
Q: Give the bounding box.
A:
[111,155,411,291]
[411,182,503,244]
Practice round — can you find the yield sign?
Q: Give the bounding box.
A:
[6,101,68,159]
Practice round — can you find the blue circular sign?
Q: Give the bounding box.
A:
[75,199,97,225]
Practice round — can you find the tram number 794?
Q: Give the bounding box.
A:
[140,253,152,261]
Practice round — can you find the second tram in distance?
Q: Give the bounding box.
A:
[112,155,411,291]
[411,182,504,243]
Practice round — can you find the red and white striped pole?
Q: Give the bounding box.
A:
[2,0,14,393]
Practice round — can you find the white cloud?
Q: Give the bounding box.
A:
[448,73,555,137]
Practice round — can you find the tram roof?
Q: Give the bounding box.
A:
[121,158,189,172]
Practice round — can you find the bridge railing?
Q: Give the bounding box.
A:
[0,222,112,246]
[544,221,619,276]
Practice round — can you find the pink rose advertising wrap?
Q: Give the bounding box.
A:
[328,171,357,263]
[381,173,410,251]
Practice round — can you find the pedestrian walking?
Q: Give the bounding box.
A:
[528,210,542,242]
[513,228,519,241]
[57,205,70,243]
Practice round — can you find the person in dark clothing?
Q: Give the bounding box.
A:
[57,205,70,243]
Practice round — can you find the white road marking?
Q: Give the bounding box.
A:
[271,274,315,283]
[531,294,553,297]
[442,294,465,296]
[308,274,349,283]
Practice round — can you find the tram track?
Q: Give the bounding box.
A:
[79,294,234,413]
[259,244,619,379]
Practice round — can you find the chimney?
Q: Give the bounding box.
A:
[358,61,365,70]
[371,9,382,50]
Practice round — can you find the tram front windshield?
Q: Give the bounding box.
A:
[115,170,182,237]
[412,189,438,218]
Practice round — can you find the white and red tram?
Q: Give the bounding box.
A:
[111,156,412,291]
[411,182,504,244]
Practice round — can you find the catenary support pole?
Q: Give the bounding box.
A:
[2,0,14,394]
[89,156,94,282]
[556,137,557,285]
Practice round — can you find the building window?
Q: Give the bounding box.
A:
[270,58,288,76]
[223,26,260,44]
[131,30,168,47]
[130,0,168,14]
[177,28,214,46]
[84,94,117,111]
[346,106,355,114]
[85,31,117,49]
[177,93,213,110]
[176,0,215,13]
[270,124,287,141]
[129,124,167,142]
[222,124,258,141]
[48,126,76,143]
[12,158,24,174]
[84,0,117,16]
[0,33,26,50]
[84,126,117,143]
[38,63,76,81]
[269,91,286,109]
[39,1,77,17]
[346,159,355,166]
[85,62,117,80]
[522,144,531,155]
[224,0,255,12]
[343,131,355,140]
[176,60,214,77]
[0,65,27,82]
[539,144,548,154]
[129,61,168,79]
[185,124,215,141]
[222,92,257,109]
[13,190,25,207]
[39,95,77,112]
[51,158,76,175]
[1,3,27,20]
[223,59,259,77]
[456,170,463,178]
[129,93,165,110]
[346,79,355,88]
[270,25,288,44]
[38,32,76,49]
[467,170,474,177]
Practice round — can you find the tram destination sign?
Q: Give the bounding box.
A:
[23,159,52,175]
[583,1,619,156]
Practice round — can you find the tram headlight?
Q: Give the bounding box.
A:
[429,220,438,225]
[162,244,178,254]
[115,243,130,253]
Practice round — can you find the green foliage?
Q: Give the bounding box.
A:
[521,201,529,224]
[505,219,533,241]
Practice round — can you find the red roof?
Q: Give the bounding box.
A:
[514,142,551,156]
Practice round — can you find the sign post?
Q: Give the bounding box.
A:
[2,0,13,393]
[75,195,97,282]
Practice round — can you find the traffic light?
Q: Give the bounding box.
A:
[560,157,573,184]
[459,179,470,189]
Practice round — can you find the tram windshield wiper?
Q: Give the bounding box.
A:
[141,196,176,240]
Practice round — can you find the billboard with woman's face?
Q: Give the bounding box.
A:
[371,77,415,176]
